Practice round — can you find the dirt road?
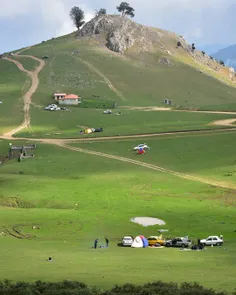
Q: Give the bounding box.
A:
[2,55,45,138]
[2,53,236,189]
[55,142,236,189]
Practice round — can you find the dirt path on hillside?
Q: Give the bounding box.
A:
[2,53,236,190]
[210,118,236,126]
[2,55,45,137]
[121,106,236,115]
[75,57,126,101]
[54,142,236,189]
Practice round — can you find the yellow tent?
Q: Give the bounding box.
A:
[84,128,93,134]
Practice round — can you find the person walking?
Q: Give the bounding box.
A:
[197,238,201,246]
[105,237,109,248]
[94,238,98,249]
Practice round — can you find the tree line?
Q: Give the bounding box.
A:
[70,2,135,30]
[0,279,234,295]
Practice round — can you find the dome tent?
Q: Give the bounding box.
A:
[140,235,149,248]
[131,235,148,248]
[131,236,143,248]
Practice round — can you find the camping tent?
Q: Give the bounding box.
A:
[131,236,143,248]
[131,235,148,248]
[140,235,149,248]
[84,128,93,134]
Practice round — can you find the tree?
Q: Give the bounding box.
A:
[201,51,205,55]
[191,43,196,52]
[96,8,107,16]
[70,6,85,30]
[220,60,225,66]
[116,2,135,17]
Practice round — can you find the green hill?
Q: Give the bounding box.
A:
[1,14,236,292]
[11,15,236,111]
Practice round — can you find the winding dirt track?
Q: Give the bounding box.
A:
[56,142,236,190]
[2,54,45,138]
[76,57,126,101]
[2,52,236,189]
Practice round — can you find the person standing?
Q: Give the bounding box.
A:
[105,237,109,248]
[94,238,98,249]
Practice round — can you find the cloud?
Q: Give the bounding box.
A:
[0,0,236,52]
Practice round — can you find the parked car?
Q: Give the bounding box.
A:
[122,236,133,247]
[133,144,150,151]
[200,236,223,246]
[147,236,165,246]
[164,237,191,248]
[44,104,60,111]
[103,110,112,114]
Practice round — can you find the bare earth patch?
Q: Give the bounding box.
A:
[210,118,236,126]
[131,217,166,226]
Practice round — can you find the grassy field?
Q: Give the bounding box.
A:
[16,108,235,138]
[71,130,236,187]
[0,59,28,134]
[1,17,236,293]
[0,139,236,291]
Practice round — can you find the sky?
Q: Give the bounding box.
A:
[0,0,235,54]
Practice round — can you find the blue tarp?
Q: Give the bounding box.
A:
[141,237,149,248]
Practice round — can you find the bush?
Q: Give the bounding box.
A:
[202,51,205,55]
[0,280,232,295]
[220,60,225,66]
[177,41,182,47]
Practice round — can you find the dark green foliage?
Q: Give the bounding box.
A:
[177,41,182,47]
[70,6,85,29]
[202,51,205,55]
[0,280,232,295]
[116,2,135,17]
[80,99,116,109]
[96,8,107,16]
[192,43,196,52]
[220,60,225,66]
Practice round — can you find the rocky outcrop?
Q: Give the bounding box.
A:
[78,15,165,54]
[159,58,172,66]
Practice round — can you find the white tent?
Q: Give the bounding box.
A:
[131,236,143,248]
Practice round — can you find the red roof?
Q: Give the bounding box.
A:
[63,94,80,100]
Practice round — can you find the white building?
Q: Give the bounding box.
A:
[58,94,81,105]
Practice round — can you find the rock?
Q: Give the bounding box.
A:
[107,31,134,53]
[229,67,235,80]
[159,58,172,66]
[78,15,164,54]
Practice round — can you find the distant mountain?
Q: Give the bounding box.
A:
[198,44,230,55]
[212,44,236,69]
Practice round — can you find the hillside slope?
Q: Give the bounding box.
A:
[15,15,236,110]
[2,14,236,138]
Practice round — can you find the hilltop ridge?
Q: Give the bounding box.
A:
[76,14,236,84]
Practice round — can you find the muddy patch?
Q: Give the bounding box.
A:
[131,217,166,227]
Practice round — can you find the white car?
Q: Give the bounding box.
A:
[103,110,112,114]
[122,236,133,247]
[133,144,150,151]
[200,236,223,246]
